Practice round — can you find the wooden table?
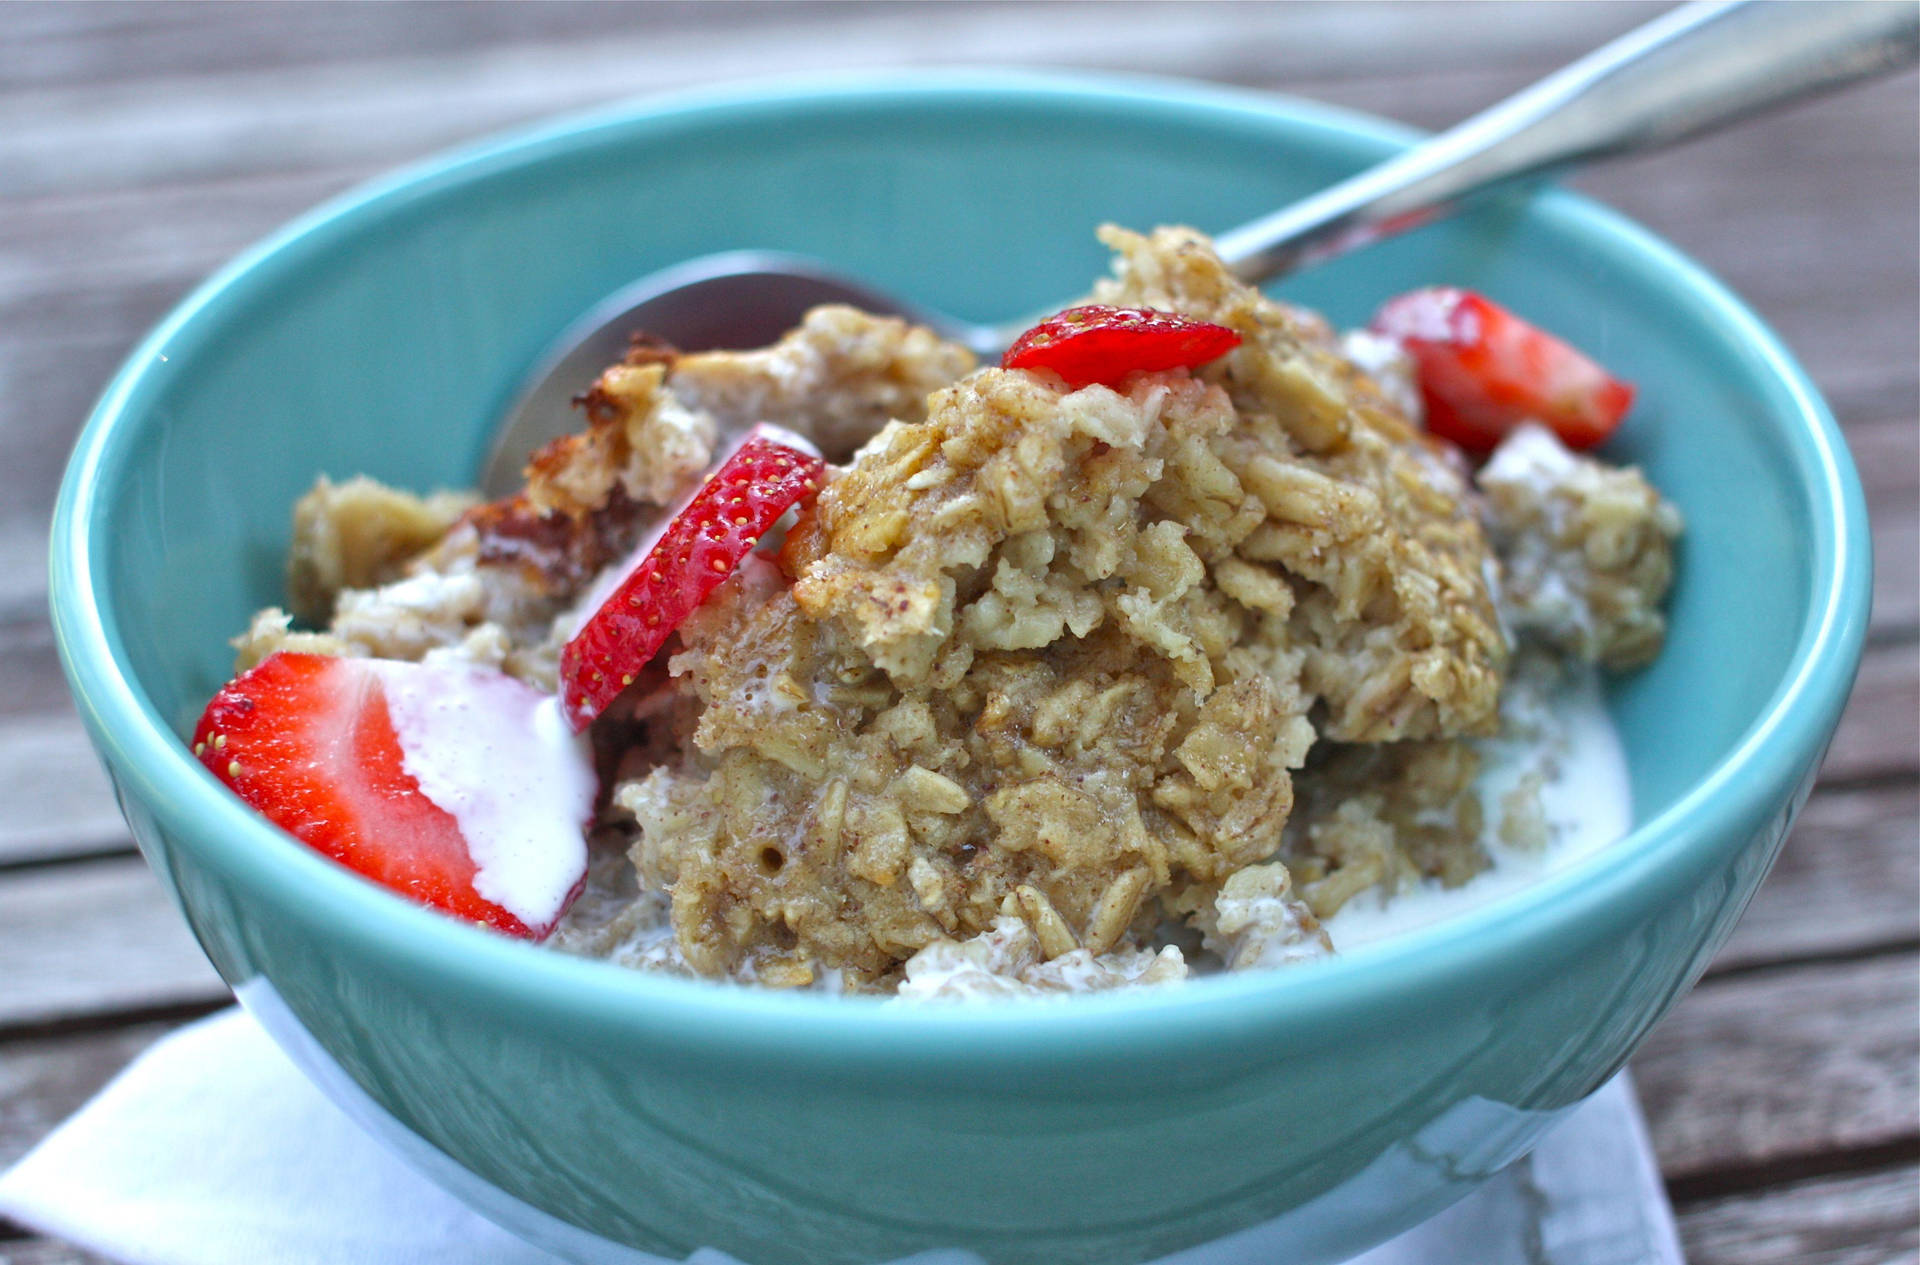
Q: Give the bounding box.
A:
[1,5,1913,1262]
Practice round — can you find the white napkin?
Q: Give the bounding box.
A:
[0,1009,1684,1265]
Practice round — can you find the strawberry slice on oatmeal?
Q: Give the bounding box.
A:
[195,652,596,939]
[1001,304,1241,388]
[559,425,826,731]
[1369,286,1636,452]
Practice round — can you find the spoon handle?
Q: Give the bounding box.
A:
[1212,0,1920,283]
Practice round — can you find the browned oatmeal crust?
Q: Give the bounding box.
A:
[245,308,977,687]
[461,489,651,599]
[286,477,475,625]
[668,305,977,462]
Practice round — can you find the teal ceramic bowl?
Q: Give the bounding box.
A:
[51,72,1869,1265]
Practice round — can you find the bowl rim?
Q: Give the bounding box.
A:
[50,68,1872,1069]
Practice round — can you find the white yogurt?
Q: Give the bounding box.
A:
[1480,420,1583,489]
[1318,665,1632,950]
[370,660,597,930]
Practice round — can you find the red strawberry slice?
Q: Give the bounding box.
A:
[559,427,826,730]
[1369,287,1636,452]
[1002,304,1242,389]
[193,652,588,940]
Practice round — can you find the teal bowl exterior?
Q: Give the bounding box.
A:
[50,72,1869,1265]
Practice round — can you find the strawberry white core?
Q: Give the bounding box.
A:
[369,661,595,929]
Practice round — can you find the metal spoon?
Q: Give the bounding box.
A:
[481,0,1917,496]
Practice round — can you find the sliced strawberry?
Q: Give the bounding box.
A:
[193,652,591,940]
[1002,304,1242,389]
[559,428,826,730]
[1369,287,1636,452]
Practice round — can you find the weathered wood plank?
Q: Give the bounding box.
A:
[0,170,352,328]
[1676,1163,1920,1265]
[1820,639,1920,786]
[1633,952,1920,1183]
[0,713,130,867]
[0,528,54,630]
[0,5,1661,202]
[0,622,73,722]
[0,1,737,91]
[1712,782,1920,975]
[1850,417,1920,638]
[1867,512,1919,640]
[0,859,226,1030]
[0,1023,172,1171]
[0,1236,114,1265]
[7,70,1910,399]
[4,1,1657,97]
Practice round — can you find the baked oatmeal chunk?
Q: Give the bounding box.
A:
[669,305,976,462]
[527,307,970,512]
[897,912,1189,1001]
[1095,225,1508,741]
[1163,861,1333,971]
[286,476,475,625]
[1478,423,1682,669]
[525,358,717,521]
[600,228,1520,987]
[623,369,1317,986]
[1284,737,1488,920]
[239,314,977,686]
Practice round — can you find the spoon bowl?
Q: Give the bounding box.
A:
[479,251,971,494]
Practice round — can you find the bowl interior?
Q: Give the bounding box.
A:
[62,73,1858,1006]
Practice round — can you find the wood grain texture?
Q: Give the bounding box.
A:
[0,1026,171,1171]
[0,1239,113,1265]
[0,859,226,1030]
[1851,419,1920,637]
[0,715,131,867]
[1710,783,1920,975]
[1676,1164,1920,1265]
[0,3,1657,206]
[1821,641,1920,786]
[1635,952,1920,1184]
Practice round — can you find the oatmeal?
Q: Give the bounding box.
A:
[196,227,1681,997]
[1479,423,1683,670]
